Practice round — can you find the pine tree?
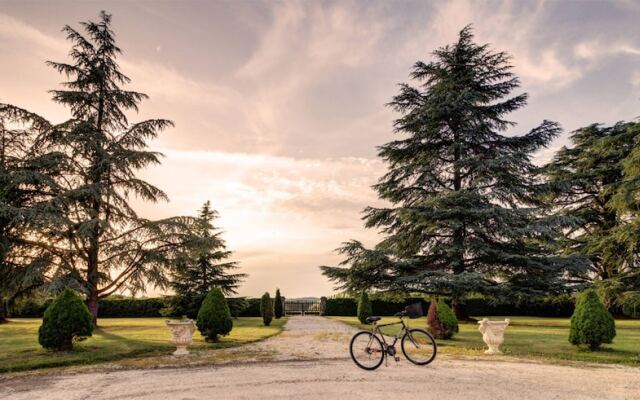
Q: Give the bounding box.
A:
[38,287,94,350]
[569,289,616,350]
[274,289,283,319]
[260,292,273,326]
[0,105,63,322]
[322,26,564,318]
[546,122,640,283]
[43,12,191,324]
[168,201,245,318]
[196,288,233,342]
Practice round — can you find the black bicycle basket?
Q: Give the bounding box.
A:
[405,302,423,319]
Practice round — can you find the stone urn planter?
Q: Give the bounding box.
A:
[478,318,510,354]
[165,319,196,355]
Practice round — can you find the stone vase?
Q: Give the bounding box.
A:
[478,318,510,354]
[165,319,196,355]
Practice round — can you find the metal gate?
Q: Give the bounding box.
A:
[284,298,324,316]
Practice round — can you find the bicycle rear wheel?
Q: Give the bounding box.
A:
[401,328,437,365]
[349,331,384,370]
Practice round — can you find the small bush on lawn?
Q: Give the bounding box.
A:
[427,298,458,339]
[569,289,616,350]
[357,291,373,324]
[38,288,93,351]
[274,289,283,319]
[261,292,273,326]
[196,288,233,342]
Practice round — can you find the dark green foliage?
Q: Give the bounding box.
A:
[38,288,93,350]
[437,298,458,336]
[227,297,250,318]
[196,288,233,342]
[545,122,640,285]
[260,292,273,326]
[427,298,458,339]
[322,26,566,305]
[274,289,283,319]
[324,298,358,316]
[569,289,616,350]
[37,11,191,323]
[0,105,63,323]
[357,292,373,323]
[97,297,167,317]
[168,201,245,319]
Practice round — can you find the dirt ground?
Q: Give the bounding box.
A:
[1,316,638,400]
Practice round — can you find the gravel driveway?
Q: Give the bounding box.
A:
[1,316,638,400]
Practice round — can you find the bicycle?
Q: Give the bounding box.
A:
[349,305,437,370]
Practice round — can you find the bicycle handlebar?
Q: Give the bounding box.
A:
[394,310,407,317]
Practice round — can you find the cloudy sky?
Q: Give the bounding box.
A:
[1,0,639,298]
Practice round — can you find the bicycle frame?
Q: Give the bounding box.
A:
[367,318,409,354]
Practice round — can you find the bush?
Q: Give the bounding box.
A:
[227,297,250,318]
[99,297,168,318]
[274,289,283,319]
[426,298,458,339]
[569,289,616,350]
[196,288,233,342]
[261,292,273,326]
[38,288,94,351]
[357,292,373,323]
[325,298,357,316]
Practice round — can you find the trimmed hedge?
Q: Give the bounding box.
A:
[324,296,575,317]
[38,288,93,350]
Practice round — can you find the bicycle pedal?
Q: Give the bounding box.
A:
[395,356,400,362]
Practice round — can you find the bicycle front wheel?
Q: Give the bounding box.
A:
[401,328,437,365]
[349,331,384,370]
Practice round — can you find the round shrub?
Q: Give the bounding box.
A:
[196,288,233,342]
[569,289,616,350]
[427,298,459,339]
[38,288,93,351]
[274,289,283,319]
[357,291,373,324]
[261,292,273,326]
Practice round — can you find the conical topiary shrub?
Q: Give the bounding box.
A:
[38,288,94,350]
[427,298,459,339]
[357,291,373,324]
[196,288,233,342]
[261,292,273,326]
[569,289,616,350]
[274,289,283,319]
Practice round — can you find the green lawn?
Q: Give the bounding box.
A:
[330,316,640,365]
[0,317,286,373]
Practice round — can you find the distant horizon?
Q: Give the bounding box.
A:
[1,0,639,298]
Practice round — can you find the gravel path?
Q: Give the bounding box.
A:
[1,316,638,400]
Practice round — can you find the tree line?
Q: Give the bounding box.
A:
[321,26,640,318]
[0,12,243,324]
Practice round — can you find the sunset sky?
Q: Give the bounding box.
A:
[1,0,639,298]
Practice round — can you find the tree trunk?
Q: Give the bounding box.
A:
[0,299,7,323]
[86,292,99,326]
[453,301,473,322]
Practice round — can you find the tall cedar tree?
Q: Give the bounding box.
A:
[545,122,640,308]
[169,201,245,318]
[321,26,564,318]
[0,105,64,322]
[45,12,192,323]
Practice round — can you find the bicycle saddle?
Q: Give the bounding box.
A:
[365,316,382,324]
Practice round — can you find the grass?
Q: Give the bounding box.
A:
[330,316,640,366]
[0,317,286,373]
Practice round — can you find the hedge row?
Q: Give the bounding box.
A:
[11,297,169,318]
[9,295,577,318]
[324,296,576,318]
[325,298,428,317]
